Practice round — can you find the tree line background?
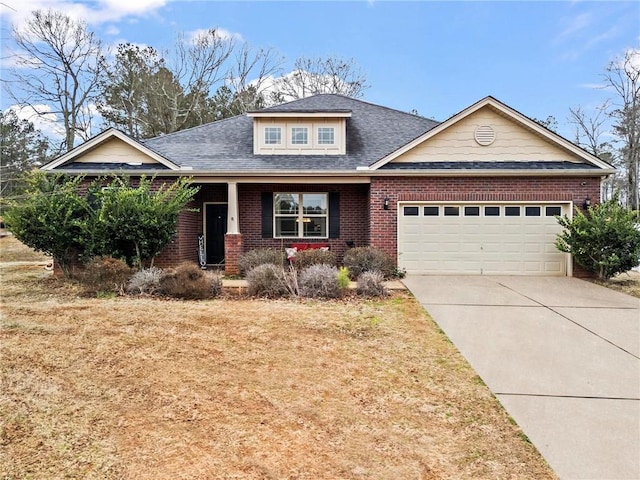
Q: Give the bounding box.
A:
[1,9,638,210]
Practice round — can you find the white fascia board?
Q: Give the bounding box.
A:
[369,168,615,177]
[247,111,352,118]
[41,128,180,171]
[192,175,371,184]
[368,96,614,172]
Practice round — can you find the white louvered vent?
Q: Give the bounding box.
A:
[474,125,496,146]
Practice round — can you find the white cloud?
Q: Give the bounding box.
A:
[0,0,168,28]
[578,83,607,90]
[5,102,103,144]
[186,27,243,44]
[6,104,65,140]
[624,48,640,72]
[105,25,120,36]
[555,12,592,44]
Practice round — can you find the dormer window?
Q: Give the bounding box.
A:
[291,127,308,145]
[264,127,282,145]
[317,127,335,145]
[249,110,350,155]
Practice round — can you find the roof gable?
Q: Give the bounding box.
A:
[368,97,614,172]
[42,128,180,171]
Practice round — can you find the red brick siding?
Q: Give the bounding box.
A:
[155,184,227,267]
[369,176,601,267]
[239,183,370,263]
[224,234,243,275]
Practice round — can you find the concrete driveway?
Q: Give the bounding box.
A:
[403,275,640,480]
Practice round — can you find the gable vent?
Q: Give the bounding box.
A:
[474,125,496,146]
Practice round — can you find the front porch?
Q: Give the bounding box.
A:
[155,181,371,274]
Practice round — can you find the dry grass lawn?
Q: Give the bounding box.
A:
[0,236,556,479]
[591,270,640,299]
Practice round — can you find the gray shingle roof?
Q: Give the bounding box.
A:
[380,161,602,171]
[142,94,439,171]
[58,162,169,171]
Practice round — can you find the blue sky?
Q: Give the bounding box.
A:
[1,0,638,141]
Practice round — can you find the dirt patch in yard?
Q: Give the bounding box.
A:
[0,238,556,479]
[590,270,640,299]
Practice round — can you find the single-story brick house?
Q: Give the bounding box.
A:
[43,94,614,276]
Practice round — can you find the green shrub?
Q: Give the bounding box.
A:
[343,246,395,279]
[126,267,163,295]
[356,270,388,298]
[160,262,214,300]
[292,249,336,271]
[79,256,133,294]
[556,197,640,280]
[337,266,351,290]
[299,264,343,299]
[246,264,289,298]
[238,248,285,276]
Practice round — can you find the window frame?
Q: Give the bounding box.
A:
[274,192,329,239]
[264,126,282,145]
[317,127,335,145]
[290,127,309,146]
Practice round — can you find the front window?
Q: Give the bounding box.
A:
[291,127,308,145]
[265,127,281,145]
[317,127,335,145]
[274,193,327,238]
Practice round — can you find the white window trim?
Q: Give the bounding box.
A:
[274,192,329,239]
[264,126,282,145]
[287,123,313,149]
[317,126,335,146]
[290,126,309,146]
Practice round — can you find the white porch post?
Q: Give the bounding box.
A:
[227,181,240,234]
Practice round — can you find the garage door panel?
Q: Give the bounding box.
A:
[398,202,568,276]
[545,261,562,273]
[524,243,542,253]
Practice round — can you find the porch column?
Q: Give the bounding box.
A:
[227,181,239,234]
[224,181,243,275]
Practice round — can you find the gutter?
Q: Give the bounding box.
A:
[46,168,615,178]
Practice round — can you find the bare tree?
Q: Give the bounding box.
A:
[4,10,104,153]
[166,29,234,132]
[99,30,235,137]
[267,56,369,104]
[605,49,640,210]
[569,104,612,157]
[569,104,621,201]
[226,44,284,111]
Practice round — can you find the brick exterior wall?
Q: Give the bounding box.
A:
[238,183,370,263]
[224,234,243,275]
[155,183,227,267]
[369,175,601,276]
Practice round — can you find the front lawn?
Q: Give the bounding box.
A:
[0,237,555,479]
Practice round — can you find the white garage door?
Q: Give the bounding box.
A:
[398,203,570,275]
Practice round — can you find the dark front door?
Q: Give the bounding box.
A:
[205,204,227,264]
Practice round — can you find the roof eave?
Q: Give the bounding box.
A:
[41,128,180,171]
[371,168,615,177]
[46,167,615,178]
[246,111,352,118]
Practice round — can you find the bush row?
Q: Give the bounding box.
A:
[80,257,222,299]
[77,245,396,300]
[245,263,387,299]
[237,245,402,280]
